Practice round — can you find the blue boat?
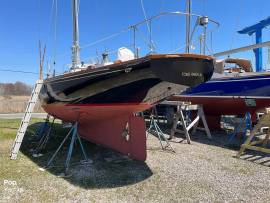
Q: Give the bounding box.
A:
[169,58,270,129]
[185,73,270,97]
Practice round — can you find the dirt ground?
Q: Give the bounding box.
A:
[0,119,270,203]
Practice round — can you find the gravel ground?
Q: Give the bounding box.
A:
[1,120,270,202]
[145,133,270,202]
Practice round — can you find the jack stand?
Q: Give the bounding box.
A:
[33,116,55,155]
[162,101,212,144]
[36,114,51,139]
[227,112,252,144]
[46,122,91,174]
[147,113,175,152]
[237,112,270,157]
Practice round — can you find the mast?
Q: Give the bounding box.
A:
[185,0,191,53]
[71,0,80,70]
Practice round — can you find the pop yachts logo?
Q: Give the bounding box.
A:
[2,179,24,200]
[182,72,202,77]
[3,180,17,186]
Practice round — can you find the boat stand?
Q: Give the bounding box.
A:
[227,112,252,144]
[46,122,90,174]
[161,101,212,144]
[237,112,270,157]
[147,109,175,152]
[32,115,55,155]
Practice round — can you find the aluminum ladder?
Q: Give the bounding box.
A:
[10,79,44,159]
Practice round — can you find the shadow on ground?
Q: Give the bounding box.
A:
[146,120,270,167]
[20,122,153,189]
[146,120,236,148]
[237,151,270,167]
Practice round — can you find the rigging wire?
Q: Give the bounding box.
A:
[205,40,213,55]
[140,0,156,51]
[168,27,216,54]
[56,26,142,59]
[2,1,62,78]
[135,27,154,50]
[35,0,57,76]
[53,0,58,64]
[80,44,134,64]
[63,11,183,52]
[45,0,58,77]
[159,0,165,13]
[37,0,41,42]
[44,0,57,51]
[44,0,58,70]
[202,0,206,15]
[0,69,39,75]
[78,0,80,14]
[58,10,215,59]
[168,37,200,54]
[229,0,242,50]
[80,29,129,49]
[47,0,57,76]
[154,0,165,42]
[202,29,217,55]
[140,0,151,35]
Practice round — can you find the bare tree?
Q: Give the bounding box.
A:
[0,82,32,96]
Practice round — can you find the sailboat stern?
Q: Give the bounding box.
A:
[150,54,214,87]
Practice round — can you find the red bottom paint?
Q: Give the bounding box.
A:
[170,95,270,130]
[43,103,152,161]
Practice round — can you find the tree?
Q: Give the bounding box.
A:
[0,82,32,96]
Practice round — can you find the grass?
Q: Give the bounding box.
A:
[0,119,20,140]
[0,119,43,155]
[1,118,270,202]
[0,118,153,202]
[0,119,43,140]
[0,118,57,202]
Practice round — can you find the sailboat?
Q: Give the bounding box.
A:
[170,58,270,129]
[40,0,215,161]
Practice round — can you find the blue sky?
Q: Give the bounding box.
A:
[0,0,270,84]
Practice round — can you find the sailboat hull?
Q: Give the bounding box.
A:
[170,73,270,129]
[41,54,214,161]
[43,103,151,160]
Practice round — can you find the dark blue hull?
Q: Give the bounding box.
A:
[183,73,270,97]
